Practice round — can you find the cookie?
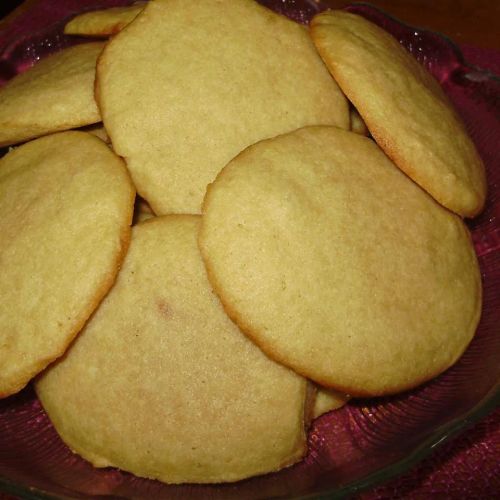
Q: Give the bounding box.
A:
[199,126,482,396]
[36,216,309,484]
[64,3,145,37]
[96,0,349,214]
[0,43,103,147]
[0,131,134,398]
[313,387,349,419]
[310,11,486,218]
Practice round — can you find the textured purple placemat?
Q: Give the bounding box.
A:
[357,407,500,499]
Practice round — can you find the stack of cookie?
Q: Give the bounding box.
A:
[0,0,485,485]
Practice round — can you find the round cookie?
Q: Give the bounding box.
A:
[0,131,134,398]
[0,43,104,147]
[64,4,145,37]
[310,10,486,218]
[96,0,349,215]
[199,126,482,397]
[36,216,309,484]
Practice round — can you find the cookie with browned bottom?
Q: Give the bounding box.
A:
[0,131,134,398]
[36,216,308,484]
[310,11,486,218]
[199,126,481,396]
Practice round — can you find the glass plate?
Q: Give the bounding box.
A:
[0,1,499,498]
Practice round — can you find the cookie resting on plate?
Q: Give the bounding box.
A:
[36,216,310,484]
[96,0,349,215]
[0,43,104,147]
[310,10,486,218]
[0,131,134,398]
[199,126,482,396]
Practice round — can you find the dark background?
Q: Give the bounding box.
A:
[0,1,23,19]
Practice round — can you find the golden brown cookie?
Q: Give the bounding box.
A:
[0,43,103,147]
[199,126,482,396]
[96,0,349,215]
[64,3,145,37]
[0,131,134,398]
[36,215,309,484]
[310,10,486,218]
